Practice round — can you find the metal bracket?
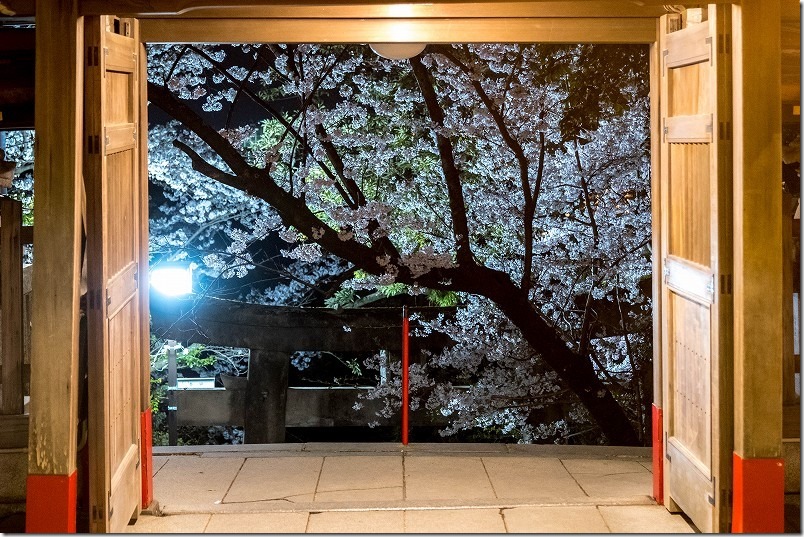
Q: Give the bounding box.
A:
[706,275,715,295]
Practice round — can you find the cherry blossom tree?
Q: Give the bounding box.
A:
[146,43,651,445]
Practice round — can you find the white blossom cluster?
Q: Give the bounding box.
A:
[148,42,653,442]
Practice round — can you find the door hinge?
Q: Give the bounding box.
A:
[705,36,714,65]
[720,273,733,295]
[136,458,140,469]
[86,135,101,155]
[708,476,717,506]
[718,32,732,56]
[719,121,732,141]
[86,46,99,67]
[87,289,99,310]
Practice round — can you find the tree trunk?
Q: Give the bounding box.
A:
[460,266,640,446]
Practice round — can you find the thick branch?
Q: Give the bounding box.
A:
[409,55,474,266]
[434,46,541,290]
[574,139,599,247]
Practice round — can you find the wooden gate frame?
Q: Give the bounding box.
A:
[20,0,789,533]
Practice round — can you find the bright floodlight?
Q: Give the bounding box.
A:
[150,266,192,297]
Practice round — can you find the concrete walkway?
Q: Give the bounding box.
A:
[126,443,696,533]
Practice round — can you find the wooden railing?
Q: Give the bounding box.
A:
[0,197,33,449]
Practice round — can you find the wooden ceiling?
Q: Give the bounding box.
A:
[0,1,718,18]
[0,0,797,106]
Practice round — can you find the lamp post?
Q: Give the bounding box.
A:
[149,264,193,446]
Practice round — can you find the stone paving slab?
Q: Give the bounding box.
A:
[152,455,170,476]
[405,508,507,533]
[156,496,658,515]
[204,512,309,533]
[126,513,211,533]
[404,456,496,501]
[482,456,584,501]
[153,443,652,459]
[223,456,322,505]
[306,510,404,533]
[314,455,403,502]
[130,444,693,533]
[560,459,652,498]
[598,505,696,533]
[502,505,611,533]
[154,456,243,512]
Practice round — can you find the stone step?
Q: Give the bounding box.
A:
[0,448,27,502]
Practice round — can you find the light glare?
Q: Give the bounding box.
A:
[150,267,192,296]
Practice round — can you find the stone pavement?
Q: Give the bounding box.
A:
[126,443,696,533]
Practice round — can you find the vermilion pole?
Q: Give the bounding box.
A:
[401,305,409,445]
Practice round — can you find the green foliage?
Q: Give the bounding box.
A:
[6,190,34,226]
[343,358,362,376]
[324,287,356,308]
[149,378,164,413]
[378,282,406,298]
[178,345,216,368]
[427,289,460,307]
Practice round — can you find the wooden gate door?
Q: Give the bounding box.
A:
[84,15,145,533]
[659,7,733,533]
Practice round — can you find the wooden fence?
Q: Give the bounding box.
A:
[0,197,33,449]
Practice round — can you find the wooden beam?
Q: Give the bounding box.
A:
[142,16,657,43]
[0,0,33,16]
[649,27,661,406]
[150,296,454,352]
[0,0,750,19]
[25,1,83,533]
[85,1,671,18]
[0,198,24,416]
[731,0,783,459]
[27,0,83,478]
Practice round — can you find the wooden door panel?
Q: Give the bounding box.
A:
[660,7,732,532]
[669,62,710,115]
[106,151,137,273]
[668,144,711,266]
[669,292,712,468]
[664,21,710,69]
[85,15,144,534]
[666,439,715,529]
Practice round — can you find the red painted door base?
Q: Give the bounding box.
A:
[26,472,77,533]
[651,404,663,504]
[732,452,784,533]
[141,409,154,508]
